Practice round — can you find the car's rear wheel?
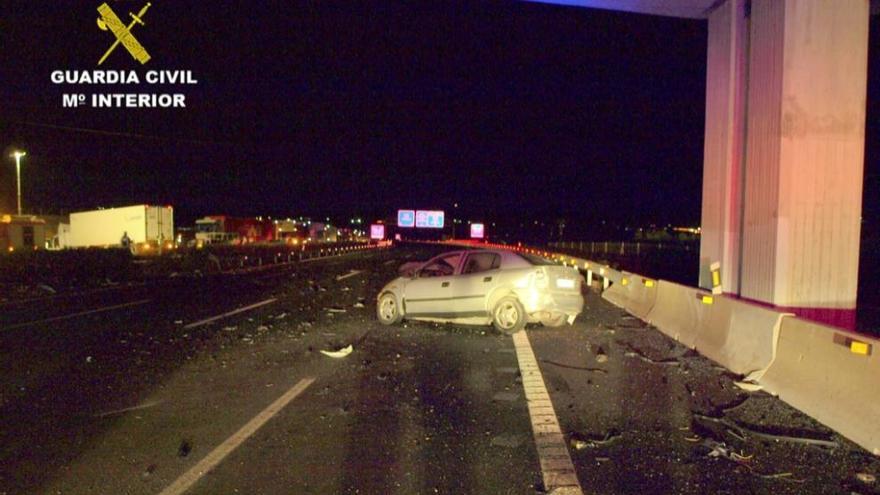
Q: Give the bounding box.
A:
[377,292,403,325]
[493,297,526,335]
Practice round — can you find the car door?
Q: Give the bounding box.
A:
[403,252,463,317]
[453,252,502,316]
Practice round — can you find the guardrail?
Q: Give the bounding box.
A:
[440,239,880,456]
[549,240,697,256]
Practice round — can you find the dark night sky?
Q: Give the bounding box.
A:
[0,1,876,235]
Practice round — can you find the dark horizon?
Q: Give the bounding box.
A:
[0,2,877,236]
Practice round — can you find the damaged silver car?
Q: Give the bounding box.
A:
[376,249,584,334]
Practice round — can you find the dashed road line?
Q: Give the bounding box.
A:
[94,399,163,418]
[1,299,152,330]
[512,331,584,495]
[159,377,315,495]
[335,269,365,281]
[183,298,277,329]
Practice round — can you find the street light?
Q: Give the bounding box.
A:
[11,150,26,215]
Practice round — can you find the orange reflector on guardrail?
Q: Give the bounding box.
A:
[698,294,714,305]
[642,279,655,288]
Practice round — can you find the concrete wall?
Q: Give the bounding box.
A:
[699,0,747,293]
[742,0,869,309]
[703,0,869,311]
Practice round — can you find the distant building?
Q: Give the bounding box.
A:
[0,214,47,252]
[309,222,338,242]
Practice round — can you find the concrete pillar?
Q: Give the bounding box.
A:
[699,0,748,293]
[732,0,868,326]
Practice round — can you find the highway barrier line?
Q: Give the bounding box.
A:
[159,377,316,495]
[512,331,584,495]
[183,298,277,329]
[1,299,152,330]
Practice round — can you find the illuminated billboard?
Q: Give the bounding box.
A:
[370,224,385,240]
[415,210,444,228]
[470,223,485,239]
[397,210,415,227]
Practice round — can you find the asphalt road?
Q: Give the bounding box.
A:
[1,245,878,494]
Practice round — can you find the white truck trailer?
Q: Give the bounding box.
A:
[68,205,174,251]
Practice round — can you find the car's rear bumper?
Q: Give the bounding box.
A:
[522,291,584,321]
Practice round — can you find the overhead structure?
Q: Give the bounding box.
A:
[531,0,873,327]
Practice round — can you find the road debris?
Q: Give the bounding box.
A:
[321,344,353,358]
[541,359,608,373]
[733,381,763,392]
[38,284,57,294]
[178,439,192,457]
[594,346,608,363]
[693,413,838,448]
[570,429,622,450]
[856,473,876,484]
[325,307,347,313]
[618,341,682,366]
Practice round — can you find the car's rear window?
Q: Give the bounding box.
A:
[516,253,556,266]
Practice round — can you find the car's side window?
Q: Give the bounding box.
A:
[462,253,501,275]
[420,254,461,277]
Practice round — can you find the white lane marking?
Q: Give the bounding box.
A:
[183,298,277,329]
[512,331,584,495]
[158,377,315,495]
[1,299,152,330]
[335,269,365,281]
[94,399,163,418]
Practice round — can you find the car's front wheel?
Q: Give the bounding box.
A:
[377,292,403,325]
[493,297,526,335]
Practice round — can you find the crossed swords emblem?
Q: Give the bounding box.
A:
[96,2,152,66]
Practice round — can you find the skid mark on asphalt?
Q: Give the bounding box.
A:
[159,377,316,495]
[183,298,277,329]
[513,331,584,495]
[1,299,152,330]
